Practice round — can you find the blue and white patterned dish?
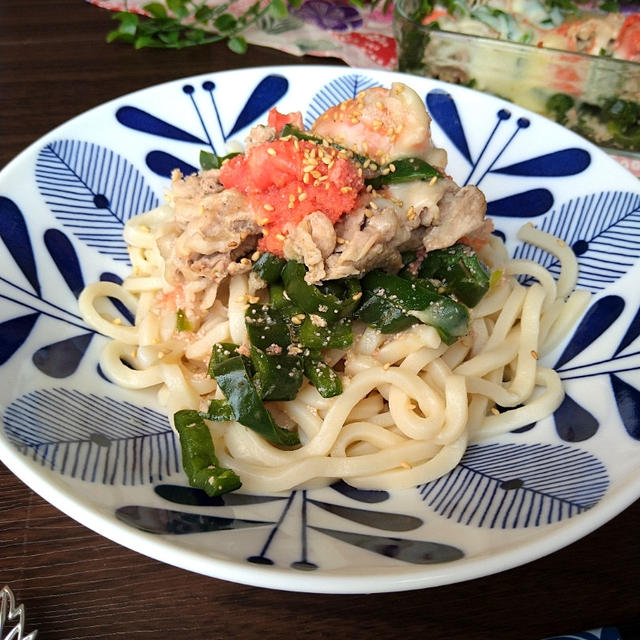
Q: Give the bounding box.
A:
[0,65,639,594]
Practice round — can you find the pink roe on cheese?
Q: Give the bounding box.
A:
[219,135,364,256]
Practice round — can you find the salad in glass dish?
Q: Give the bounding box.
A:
[395,0,640,156]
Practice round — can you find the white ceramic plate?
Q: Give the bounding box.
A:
[1,65,639,594]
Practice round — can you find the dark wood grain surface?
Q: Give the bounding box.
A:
[1,2,640,639]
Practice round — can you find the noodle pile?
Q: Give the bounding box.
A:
[79,211,589,491]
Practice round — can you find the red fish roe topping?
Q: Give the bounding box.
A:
[219,137,364,256]
[267,107,303,135]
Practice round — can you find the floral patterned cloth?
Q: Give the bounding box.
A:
[87,0,640,176]
[87,0,398,69]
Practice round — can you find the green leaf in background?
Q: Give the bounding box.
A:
[159,29,181,45]
[214,13,237,31]
[144,2,168,18]
[106,0,391,53]
[166,0,190,19]
[195,6,216,22]
[228,35,248,54]
[107,11,139,43]
[269,0,289,19]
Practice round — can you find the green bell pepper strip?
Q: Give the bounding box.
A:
[281,261,362,323]
[418,244,490,308]
[279,123,326,145]
[397,265,440,292]
[249,346,303,401]
[251,252,286,284]
[302,354,343,398]
[199,150,241,170]
[298,316,354,350]
[269,282,303,317]
[279,124,371,167]
[360,270,469,344]
[173,409,242,496]
[212,356,300,447]
[207,342,240,377]
[357,292,420,334]
[201,398,235,422]
[245,303,292,350]
[365,157,443,190]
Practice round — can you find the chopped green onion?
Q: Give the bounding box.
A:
[176,309,192,332]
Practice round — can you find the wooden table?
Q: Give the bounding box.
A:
[1,2,640,638]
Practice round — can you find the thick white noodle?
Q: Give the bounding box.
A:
[517,223,578,297]
[228,274,249,345]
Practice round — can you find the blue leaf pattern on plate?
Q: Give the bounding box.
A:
[146,150,197,178]
[35,139,159,263]
[32,332,94,378]
[486,188,554,218]
[330,479,390,503]
[0,196,41,296]
[4,389,179,484]
[307,498,422,531]
[154,484,286,506]
[514,191,640,291]
[310,526,464,564]
[0,314,40,366]
[419,443,608,527]
[492,148,590,177]
[615,301,640,356]
[553,393,599,442]
[610,373,640,439]
[555,295,625,368]
[128,486,433,567]
[116,505,273,534]
[116,106,207,143]
[227,75,289,138]
[425,89,472,163]
[426,89,590,219]
[0,200,95,372]
[118,76,289,172]
[44,228,85,298]
[304,73,382,129]
[554,294,640,442]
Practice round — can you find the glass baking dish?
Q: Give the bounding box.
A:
[394,0,640,156]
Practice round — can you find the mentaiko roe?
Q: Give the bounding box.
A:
[219,136,364,256]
